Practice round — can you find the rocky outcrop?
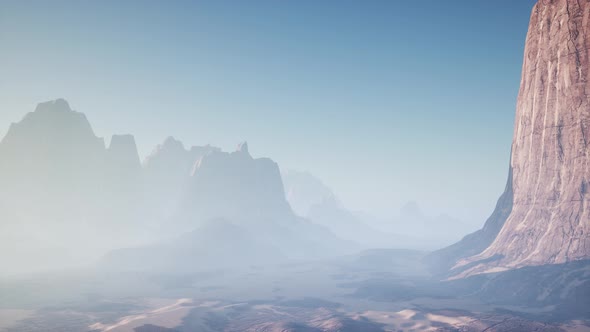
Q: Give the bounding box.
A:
[104,144,354,269]
[435,0,590,277]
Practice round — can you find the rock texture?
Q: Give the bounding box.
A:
[437,0,590,276]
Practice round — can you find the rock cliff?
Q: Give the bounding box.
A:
[433,0,590,277]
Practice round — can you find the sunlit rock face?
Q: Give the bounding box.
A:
[444,0,590,276]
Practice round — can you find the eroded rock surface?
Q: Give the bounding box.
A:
[445,0,590,276]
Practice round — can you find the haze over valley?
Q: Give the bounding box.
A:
[1,0,590,331]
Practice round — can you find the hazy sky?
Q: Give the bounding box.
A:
[0,1,536,223]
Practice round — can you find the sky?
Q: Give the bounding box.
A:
[0,0,536,224]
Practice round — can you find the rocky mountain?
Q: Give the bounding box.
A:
[104,146,354,270]
[0,99,106,205]
[181,142,291,225]
[0,99,145,206]
[0,99,146,271]
[142,136,220,222]
[0,99,354,272]
[143,137,221,180]
[429,0,590,277]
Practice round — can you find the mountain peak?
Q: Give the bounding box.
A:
[237,141,249,154]
[162,136,185,150]
[183,143,290,223]
[1,98,103,151]
[34,98,72,113]
[108,134,141,171]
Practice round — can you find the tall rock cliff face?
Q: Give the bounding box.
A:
[434,0,590,277]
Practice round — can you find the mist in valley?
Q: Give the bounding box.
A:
[1,1,590,331]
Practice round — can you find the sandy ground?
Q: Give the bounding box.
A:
[89,298,196,332]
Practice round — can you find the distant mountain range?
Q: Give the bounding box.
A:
[282,170,472,250]
[282,170,404,249]
[0,100,353,273]
[103,142,354,272]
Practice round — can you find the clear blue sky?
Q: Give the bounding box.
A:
[0,0,536,223]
